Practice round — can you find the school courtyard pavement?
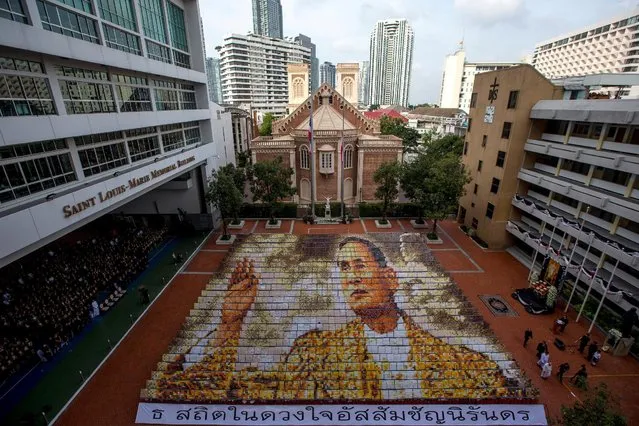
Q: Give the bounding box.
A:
[53,219,639,425]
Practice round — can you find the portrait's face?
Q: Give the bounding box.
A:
[336,241,397,312]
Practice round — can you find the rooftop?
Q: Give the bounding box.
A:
[531,99,639,125]
[363,108,408,122]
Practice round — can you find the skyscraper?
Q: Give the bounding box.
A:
[294,34,318,91]
[218,34,311,115]
[206,57,223,104]
[368,19,414,107]
[359,60,370,106]
[532,9,639,78]
[252,0,283,39]
[320,61,336,87]
[438,46,521,112]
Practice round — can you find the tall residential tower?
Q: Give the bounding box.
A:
[439,47,521,112]
[358,60,370,106]
[218,34,310,115]
[294,34,318,91]
[320,61,336,87]
[368,19,414,107]
[251,0,283,39]
[205,57,222,104]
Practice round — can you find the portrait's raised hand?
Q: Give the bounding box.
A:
[214,258,260,346]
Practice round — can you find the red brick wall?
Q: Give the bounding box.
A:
[253,151,295,202]
[273,87,379,135]
[361,151,399,201]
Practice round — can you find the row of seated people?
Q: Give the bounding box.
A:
[0,222,167,382]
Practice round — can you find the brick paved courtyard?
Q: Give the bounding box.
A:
[55,219,639,425]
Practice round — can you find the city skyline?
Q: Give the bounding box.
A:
[199,0,634,104]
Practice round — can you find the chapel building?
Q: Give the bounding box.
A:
[250,63,403,210]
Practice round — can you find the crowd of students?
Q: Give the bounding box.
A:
[0,221,167,382]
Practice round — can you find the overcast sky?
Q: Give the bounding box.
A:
[200,0,637,104]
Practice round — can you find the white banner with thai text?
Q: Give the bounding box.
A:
[135,403,547,425]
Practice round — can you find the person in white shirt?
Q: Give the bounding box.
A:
[591,350,602,366]
[538,350,550,368]
[541,361,552,379]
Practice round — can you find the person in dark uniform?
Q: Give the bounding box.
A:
[524,329,533,348]
[557,362,570,383]
[576,333,590,354]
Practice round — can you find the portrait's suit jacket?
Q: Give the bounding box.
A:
[145,313,511,402]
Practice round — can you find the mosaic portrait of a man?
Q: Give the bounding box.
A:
[143,234,533,402]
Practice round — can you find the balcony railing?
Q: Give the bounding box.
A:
[518,169,639,223]
[525,138,639,175]
[511,194,639,270]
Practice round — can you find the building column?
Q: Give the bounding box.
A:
[131,0,148,57]
[89,0,107,46]
[43,58,67,116]
[22,0,43,29]
[596,123,609,150]
[289,149,298,203]
[610,215,621,235]
[66,138,85,181]
[585,165,595,186]
[625,174,636,198]
[574,201,583,219]
[563,121,574,144]
[555,159,563,176]
[357,149,364,202]
[336,139,342,200]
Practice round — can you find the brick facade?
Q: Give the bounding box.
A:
[251,85,402,209]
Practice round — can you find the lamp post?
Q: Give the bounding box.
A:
[527,222,546,282]
[340,98,345,222]
[528,217,559,282]
[564,232,595,313]
[310,96,315,218]
[587,257,621,333]
[576,256,605,323]
[568,206,591,264]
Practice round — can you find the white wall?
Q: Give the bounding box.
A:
[0,144,214,267]
[439,50,465,108]
[114,171,203,215]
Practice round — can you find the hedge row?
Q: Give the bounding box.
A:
[358,202,421,218]
[239,202,425,218]
[239,203,298,218]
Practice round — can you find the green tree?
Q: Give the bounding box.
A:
[401,138,470,233]
[380,115,421,153]
[248,157,296,224]
[259,113,274,136]
[411,102,437,109]
[368,104,380,111]
[560,383,626,426]
[236,150,251,168]
[373,161,401,223]
[219,163,246,224]
[205,166,244,239]
[421,132,464,158]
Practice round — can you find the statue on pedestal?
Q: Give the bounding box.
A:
[324,197,331,219]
